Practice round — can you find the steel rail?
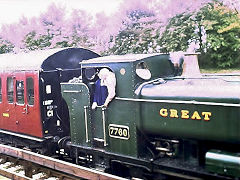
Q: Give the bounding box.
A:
[0,166,31,180]
[0,144,127,180]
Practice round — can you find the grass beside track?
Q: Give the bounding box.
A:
[200,68,240,74]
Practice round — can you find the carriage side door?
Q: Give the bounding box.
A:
[14,72,43,137]
[2,76,17,132]
[2,74,24,133]
[14,73,26,134]
[24,74,43,137]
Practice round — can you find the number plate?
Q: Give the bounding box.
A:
[109,124,130,140]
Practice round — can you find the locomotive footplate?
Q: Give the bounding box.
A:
[69,142,231,179]
[68,143,152,172]
[152,157,233,180]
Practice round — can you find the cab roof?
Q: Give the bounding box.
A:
[80,53,163,64]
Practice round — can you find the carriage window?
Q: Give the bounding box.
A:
[0,78,2,102]
[7,77,14,103]
[27,77,34,105]
[16,80,24,104]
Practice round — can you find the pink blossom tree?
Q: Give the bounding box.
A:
[0,3,94,52]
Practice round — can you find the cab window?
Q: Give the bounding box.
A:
[27,77,34,105]
[7,77,14,103]
[136,61,151,80]
[16,80,24,104]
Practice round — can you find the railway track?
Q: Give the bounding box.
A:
[0,144,127,180]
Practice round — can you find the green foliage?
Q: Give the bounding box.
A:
[108,1,240,69]
[70,32,94,49]
[0,38,14,54]
[158,13,197,52]
[199,2,240,68]
[108,30,139,55]
[107,10,162,55]
[24,32,51,50]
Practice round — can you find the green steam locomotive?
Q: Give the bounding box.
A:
[61,53,240,179]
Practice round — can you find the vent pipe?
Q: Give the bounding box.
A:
[182,53,201,77]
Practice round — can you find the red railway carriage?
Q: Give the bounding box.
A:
[0,71,41,137]
[0,48,99,149]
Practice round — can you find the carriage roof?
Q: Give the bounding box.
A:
[0,48,100,72]
[0,48,62,71]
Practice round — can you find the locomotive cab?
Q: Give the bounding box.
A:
[80,54,177,98]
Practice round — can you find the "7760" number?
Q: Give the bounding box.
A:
[109,124,130,140]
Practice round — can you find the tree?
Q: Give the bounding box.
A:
[158,13,197,53]
[24,31,51,50]
[106,0,212,55]
[0,3,94,52]
[107,9,163,55]
[0,38,14,54]
[199,1,240,68]
[68,9,94,48]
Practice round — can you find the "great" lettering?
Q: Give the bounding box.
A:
[159,108,211,121]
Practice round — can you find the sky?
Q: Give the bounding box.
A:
[0,0,123,26]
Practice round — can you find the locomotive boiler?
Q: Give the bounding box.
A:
[61,53,240,179]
